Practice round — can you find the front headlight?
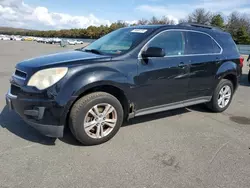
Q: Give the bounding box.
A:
[27,67,68,90]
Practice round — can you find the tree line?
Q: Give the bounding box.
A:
[1,8,250,44]
[179,9,250,44]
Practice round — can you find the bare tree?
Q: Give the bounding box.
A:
[178,19,187,24]
[137,19,148,25]
[188,8,212,25]
[227,12,250,32]
[226,12,250,41]
[149,16,159,25]
[158,16,175,25]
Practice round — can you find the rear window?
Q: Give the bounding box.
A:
[186,32,221,55]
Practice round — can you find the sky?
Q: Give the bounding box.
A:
[0,0,250,30]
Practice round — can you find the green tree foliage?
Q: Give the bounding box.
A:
[236,26,250,44]
[211,14,224,28]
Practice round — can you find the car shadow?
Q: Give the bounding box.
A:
[0,106,56,145]
[59,127,83,146]
[239,73,250,87]
[0,105,92,146]
[0,104,209,146]
[59,108,193,146]
[123,108,190,127]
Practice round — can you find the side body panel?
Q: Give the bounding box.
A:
[186,55,220,98]
[135,56,189,109]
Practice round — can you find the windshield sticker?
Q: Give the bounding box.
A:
[131,29,148,33]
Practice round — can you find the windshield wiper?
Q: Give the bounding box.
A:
[84,49,102,55]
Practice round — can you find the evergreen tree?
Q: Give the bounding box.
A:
[236,26,250,44]
[211,14,224,28]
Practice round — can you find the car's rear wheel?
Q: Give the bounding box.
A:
[206,79,234,112]
[69,92,124,145]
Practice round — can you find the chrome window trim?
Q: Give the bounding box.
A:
[138,29,223,59]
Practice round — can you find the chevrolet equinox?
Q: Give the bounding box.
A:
[6,23,243,145]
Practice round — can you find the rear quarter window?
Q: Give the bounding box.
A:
[216,33,239,54]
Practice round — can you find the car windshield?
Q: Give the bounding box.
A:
[83,27,153,55]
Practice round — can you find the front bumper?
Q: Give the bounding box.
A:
[5,89,65,138]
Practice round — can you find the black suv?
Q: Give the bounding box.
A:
[6,23,243,145]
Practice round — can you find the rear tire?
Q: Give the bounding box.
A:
[206,79,234,112]
[69,92,124,145]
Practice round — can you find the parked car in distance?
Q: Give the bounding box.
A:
[76,40,84,44]
[23,37,34,41]
[49,37,62,44]
[6,23,243,145]
[1,36,10,40]
[13,36,22,41]
[68,40,77,45]
[42,38,51,43]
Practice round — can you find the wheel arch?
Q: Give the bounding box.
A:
[223,74,238,91]
[215,61,239,91]
[62,82,131,126]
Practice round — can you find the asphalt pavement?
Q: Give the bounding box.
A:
[0,40,250,188]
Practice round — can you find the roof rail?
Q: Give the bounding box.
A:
[178,22,222,31]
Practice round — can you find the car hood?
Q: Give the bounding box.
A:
[16,50,111,71]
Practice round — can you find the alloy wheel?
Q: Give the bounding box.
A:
[84,103,117,139]
[217,85,232,108]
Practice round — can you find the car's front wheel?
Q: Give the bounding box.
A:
[206,79,234,112]
[69,92,124,145]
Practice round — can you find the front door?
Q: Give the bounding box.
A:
[135,30,189,110]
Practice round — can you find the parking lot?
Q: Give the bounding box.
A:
[0,40,250,188]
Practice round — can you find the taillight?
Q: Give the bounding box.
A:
[239,57,244,67]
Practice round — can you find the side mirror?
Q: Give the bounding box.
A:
[141,47,165,58]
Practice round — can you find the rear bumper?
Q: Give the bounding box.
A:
[5,89,66,138]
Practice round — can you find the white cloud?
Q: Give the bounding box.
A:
[194,0,250,11]
[0,0,111,30]
[136,0,250,21]
[1,0,249,30]
[125,20,138,25]
[136,5,186,22]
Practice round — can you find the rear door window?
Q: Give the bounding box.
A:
[185,31,221,55]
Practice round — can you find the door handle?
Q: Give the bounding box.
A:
[178,62,186,68]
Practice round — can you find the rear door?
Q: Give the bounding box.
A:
[185,31,222,99]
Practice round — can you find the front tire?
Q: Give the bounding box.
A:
[206,79,234,112]
[69,92,124,145]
